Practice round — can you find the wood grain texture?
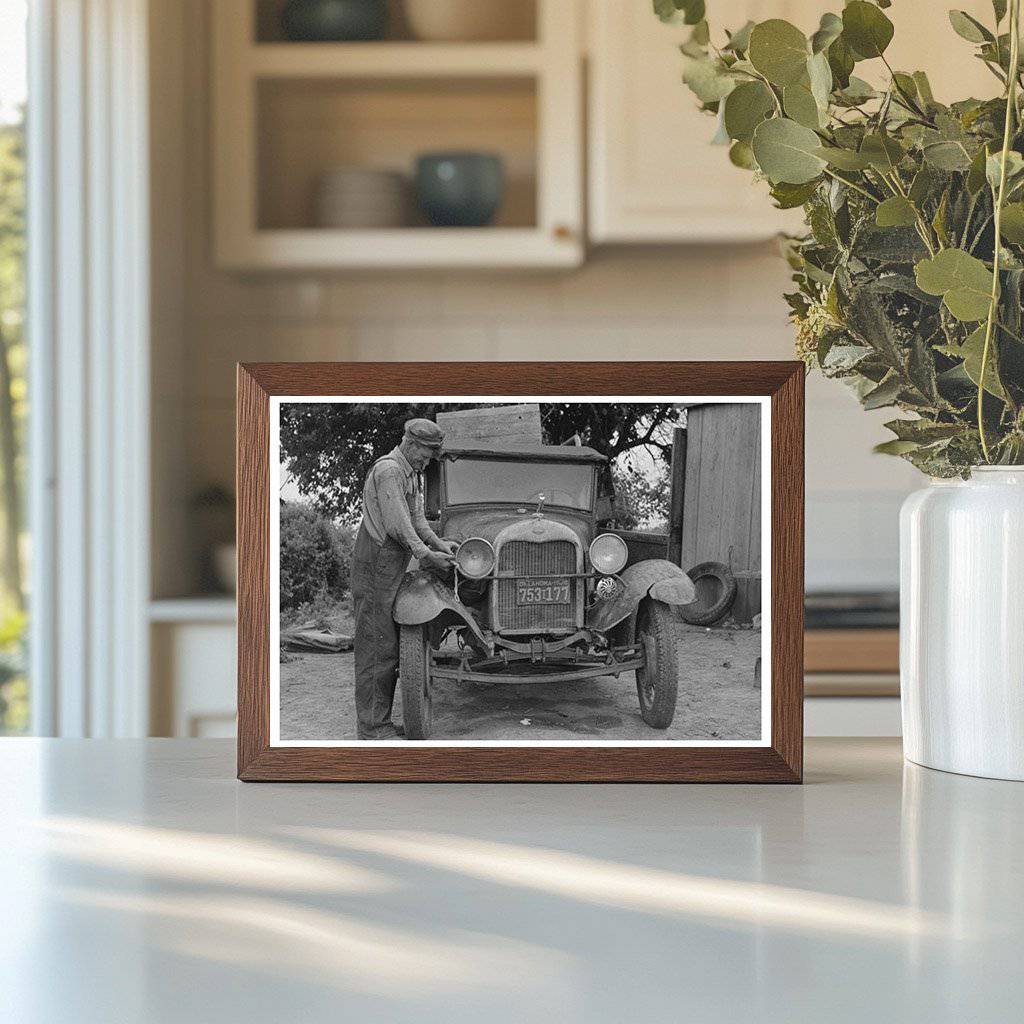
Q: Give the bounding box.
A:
[236,361,805,783]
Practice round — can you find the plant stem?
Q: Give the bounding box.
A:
[821,167,879,203]
[979,0,1021,462]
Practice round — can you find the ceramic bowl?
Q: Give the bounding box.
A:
[403,0,534,42]
[315,168,409,228]
[415,152,504,228]
[281,0,388,42]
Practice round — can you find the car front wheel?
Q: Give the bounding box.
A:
[635,599,680,729]
[399,624,433,740]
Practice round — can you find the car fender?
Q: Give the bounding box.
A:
[586,559,696,632]
[393,570,487,648]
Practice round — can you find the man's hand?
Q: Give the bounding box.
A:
[420,549,454,571]
[434,538,458,557]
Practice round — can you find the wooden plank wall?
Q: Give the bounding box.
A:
[679,404,762,622]
[436,404,543,446]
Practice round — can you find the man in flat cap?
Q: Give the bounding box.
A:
[350,418,456,739]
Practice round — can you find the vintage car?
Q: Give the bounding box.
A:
[393,442,696,739]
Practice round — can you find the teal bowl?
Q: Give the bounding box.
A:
[281,0,388,42]
[415,152,505,228]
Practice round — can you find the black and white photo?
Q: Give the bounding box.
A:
[269,396,770,746]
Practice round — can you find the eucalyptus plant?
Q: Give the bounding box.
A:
[658,0,1024,474]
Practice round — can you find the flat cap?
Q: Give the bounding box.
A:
[404,417,444,449]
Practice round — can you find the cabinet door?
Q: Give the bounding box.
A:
[588,1,1003,245]
[589,1,815,243]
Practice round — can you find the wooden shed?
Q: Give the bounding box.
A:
[678,403,762,623]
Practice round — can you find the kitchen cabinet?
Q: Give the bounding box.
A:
[587,0,999,244]
[212,0,583,269]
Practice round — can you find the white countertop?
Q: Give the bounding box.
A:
[2,738,1021,1023]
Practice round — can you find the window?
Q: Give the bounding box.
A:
[0,0,28,734]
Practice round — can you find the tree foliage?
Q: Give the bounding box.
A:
[279,402,683,521]
[663,0,1024,474]
[279,502,353,610]
[610,464,671,530]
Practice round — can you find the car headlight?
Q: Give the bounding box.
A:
[589,533,627,575]
[455,537,495,579]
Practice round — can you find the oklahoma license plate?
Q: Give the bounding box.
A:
[516,580,571,605]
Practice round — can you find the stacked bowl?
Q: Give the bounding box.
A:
[314,167,409,229]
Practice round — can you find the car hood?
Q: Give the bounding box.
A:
[441,507,591,548]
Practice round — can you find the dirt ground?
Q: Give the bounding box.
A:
[279,624,762,742]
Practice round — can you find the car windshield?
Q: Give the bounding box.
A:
[445,458,594,510]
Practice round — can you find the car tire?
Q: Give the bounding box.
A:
[399,624,432,740]
[635,598,679,729]
[679,561,737,626]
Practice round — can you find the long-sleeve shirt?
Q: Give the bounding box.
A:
[360,446,441,559]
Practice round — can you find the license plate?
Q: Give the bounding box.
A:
[516,580,571,605]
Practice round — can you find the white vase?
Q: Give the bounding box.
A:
[900,467,1024,780]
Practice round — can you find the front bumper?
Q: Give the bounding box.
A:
[429,641,644,685]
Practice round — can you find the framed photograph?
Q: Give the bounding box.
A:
[237,362,804,782]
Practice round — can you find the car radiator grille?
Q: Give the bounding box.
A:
[494,540,579,633]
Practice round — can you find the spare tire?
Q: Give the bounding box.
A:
[679,561,737,626]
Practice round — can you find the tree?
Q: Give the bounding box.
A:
[279,402,684,521]
[0,114,24,610]
[279,501,353,610]
[610,464,670,531]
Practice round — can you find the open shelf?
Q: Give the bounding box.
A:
[213,0,581,268]
[249,42,544,77]
[257,76,537,232]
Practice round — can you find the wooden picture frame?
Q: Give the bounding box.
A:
[237,362,804,782]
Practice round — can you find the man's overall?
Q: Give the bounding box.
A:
[351,450,424,739]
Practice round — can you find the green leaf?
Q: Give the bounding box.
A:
[967,143,993,193]
[923,141,973,171]
[724,20,755,53]
[959,324,1006,398]
[915,249,994,321]
[885,418,963,443]
[752,117,827,184]
[653,0,677,23]
[723,81,775,143]
[654,0,705,25]
[862,375,902,409]
[748,19,810,87]
[681,0,705,25]
[874,439,922,455]
[932,190,950,247]
[689,20,710,46]
[912,71,935,105]
[860,133,905,173]
[875,196,918,228]
[892,72,919,102]
[783,83,822,128]
[948,10,993,44]
[909,165,936,205]
[994,0,1008,24]
[836,75,877,105]
[1000,202,1024,242]
[810,12,843,54]
[986,150,1024,190]
[842,1,894,60]
[770,179,820,209]
[728,140,758,169]
[807,51,833,110]
[827,35,855,89]
[681,55,737,103]
[814,145,872,170]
